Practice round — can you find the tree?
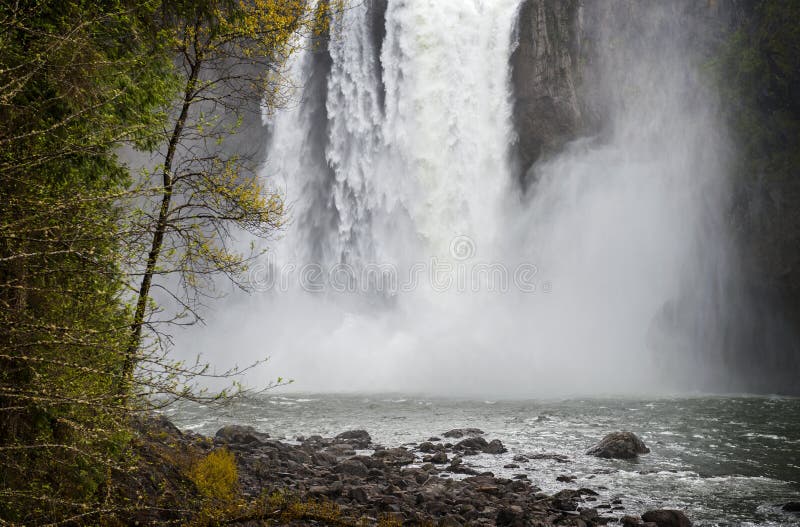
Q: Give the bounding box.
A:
[0,1,176,522]
[121,0,338,396]
[0,0,340,522]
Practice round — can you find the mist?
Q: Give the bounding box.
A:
[172,0,741,398]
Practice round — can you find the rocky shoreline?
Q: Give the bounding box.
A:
[130,417,697,527]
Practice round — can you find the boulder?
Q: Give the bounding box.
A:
[443,428,485,438]
[335,459,369,477]
[373,447,415,466]
[641,509,692,527]
[485,439,507,454]
[214,424,269,444]
[455,436,489,451]
[454,436,507,455]
[586,432,650,459]
[418,441,442,453]
[621,516,643,527]
[425,451,448,464]
[335,430,371,448]
[496,505,525,526]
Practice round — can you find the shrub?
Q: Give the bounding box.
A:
[189,448,239,502]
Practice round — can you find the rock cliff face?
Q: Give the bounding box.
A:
[509,0,745,186]
[510,0,583,188]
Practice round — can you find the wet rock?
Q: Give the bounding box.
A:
[453,436,507,454]
[373,447,415,466]
[552,489,581,511]
[485,439,508,454]
[440,515,463,527]
[455,436,489,451]
[557,474,577,482]
[529,452,571,462]
[496,505,525,526]
[214,424,269,444]
[424,451,448,464]
[335,458,369,477]
[418,441,444,453]
[324,443,356,457]
[504,463,520,469]
[335,429,371,448]
[783,502,800,513]
[443,428,485,438]
[641,509,693,527]
[138,415,643,527]
[448,464,480,476]
[143,414,183,437]
[586,432,650,459]
[621,516,643,527]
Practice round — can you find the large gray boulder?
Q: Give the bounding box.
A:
[214,424,269,444]
[334,429,372,448]
[642,509,692,527]
[442,428,484,439]
[586,431,650,459]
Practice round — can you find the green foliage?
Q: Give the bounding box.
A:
[709,0,800,294]
[0,0,177,523]
[711,0,800,192]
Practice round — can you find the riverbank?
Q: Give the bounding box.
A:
[121,415,697,526]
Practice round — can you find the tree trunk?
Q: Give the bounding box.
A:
[120,63,199,397]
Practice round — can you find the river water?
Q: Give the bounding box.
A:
[169,393,800,526]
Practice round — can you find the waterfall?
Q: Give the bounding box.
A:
[181,0,737,396]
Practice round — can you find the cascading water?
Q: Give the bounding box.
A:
[181,0,737,396]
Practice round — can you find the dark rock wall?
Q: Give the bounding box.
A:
[510,0,583,188]
[510,0,745,184]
